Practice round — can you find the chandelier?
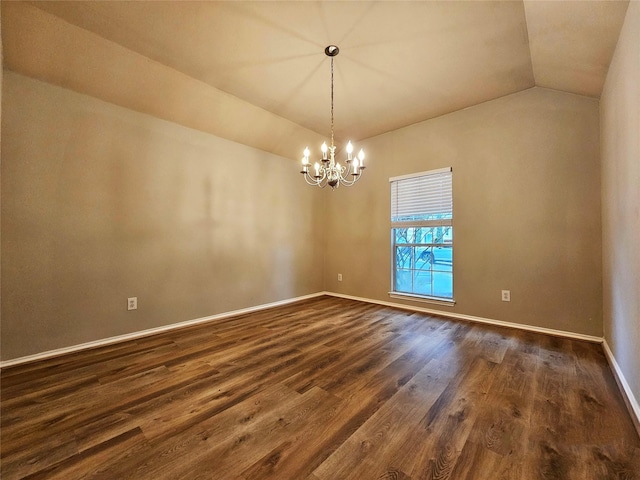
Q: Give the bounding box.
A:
[300,45,366,189]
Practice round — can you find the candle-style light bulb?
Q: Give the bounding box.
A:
[321,142,328,160]
[346,141,354,160]
[358,149,365,167]
[304,147,310,158]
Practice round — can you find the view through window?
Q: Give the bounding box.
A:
[390,168,453,301]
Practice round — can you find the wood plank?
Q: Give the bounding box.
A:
[1,296,638,480]
[310,358,453,480]
[445,347,540,479]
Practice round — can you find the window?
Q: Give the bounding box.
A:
[390,167,453,302]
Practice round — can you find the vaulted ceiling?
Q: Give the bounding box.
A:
[2,1,630,159]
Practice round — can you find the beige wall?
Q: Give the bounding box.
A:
[0,75,605,361]
[325,87,602,337]
[1,72,324,360]
[601,2,640,408]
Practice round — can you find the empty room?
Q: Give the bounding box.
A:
[1,1,639,479]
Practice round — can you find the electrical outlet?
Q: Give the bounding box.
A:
[128,297,138,310]
[337,273,343,281]
[501,290,511,302]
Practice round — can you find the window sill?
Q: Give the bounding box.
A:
[388,292,456,307]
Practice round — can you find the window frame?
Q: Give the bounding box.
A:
[389,167,455,305]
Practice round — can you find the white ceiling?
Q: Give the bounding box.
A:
[3,1,630,145]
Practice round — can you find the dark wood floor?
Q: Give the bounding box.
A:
[1,296,639,479]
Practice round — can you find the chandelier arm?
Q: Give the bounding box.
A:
[339,174,359,187]
[341,160,363,186]
[347,155,366,180]
[302,174,319,186]
[304,172,322,186]
[316,175,328,188]
[341,163,351,181]
[303,168,330,188]
[340,162,354,184]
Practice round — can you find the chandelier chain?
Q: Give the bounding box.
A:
[330,56,335,149]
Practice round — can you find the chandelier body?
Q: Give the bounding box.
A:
[300,46,366,189]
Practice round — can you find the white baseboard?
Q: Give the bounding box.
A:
[0,292,326,369]
[0,289,606,367]
[325,291,603,343]
[602,339,640,435]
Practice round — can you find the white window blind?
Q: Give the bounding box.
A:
[390,167,452,222]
